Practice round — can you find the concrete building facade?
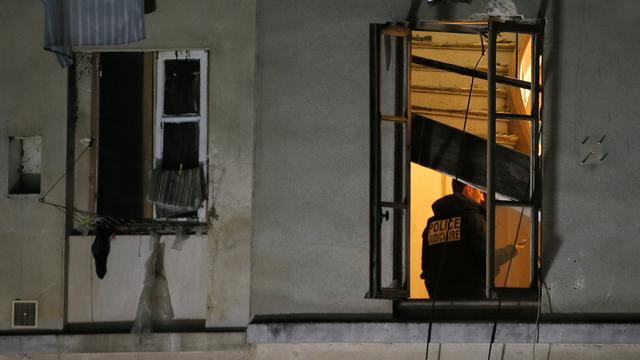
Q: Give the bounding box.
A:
[2,0,640,358]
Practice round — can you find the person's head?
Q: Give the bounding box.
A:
[452,179,484,205]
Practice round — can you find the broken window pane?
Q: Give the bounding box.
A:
[163,60,200,115]
[162,122,199,170]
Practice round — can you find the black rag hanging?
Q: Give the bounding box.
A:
[91,227,112,279]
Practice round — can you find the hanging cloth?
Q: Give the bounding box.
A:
[91,227,112,279]
[131,232,174,333]
[42,0,146,67]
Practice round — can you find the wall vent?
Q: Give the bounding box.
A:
[11,300,38,328]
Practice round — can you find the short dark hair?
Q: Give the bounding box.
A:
[452,179,466,194]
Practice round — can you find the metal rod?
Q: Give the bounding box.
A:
[415,21,488,34]
[381,201,405,209]
[381,115,409,123]
[375,24,383,297]
[369,24,382,298]
[63,57,78,328]
[494,20,545,35]
[393,34,405,285]
[496,113,534,121]
[404,27,413,293]
[495,200,533,207]
[414,20,544,35]
[412,55,534,90]
[486,21,497,299]
[530,31,542,290]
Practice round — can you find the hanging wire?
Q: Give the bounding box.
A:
[39,143,91,202]
[425,33,487,360]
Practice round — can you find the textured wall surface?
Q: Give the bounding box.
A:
[0,1,68,330]
[3,0,640,336]
[251,0,542,316]
[125,0,257,329]
[67,235,208,323]
[252,0,405,316]
[0,0,255,329]
[4,341,640,360]
[540,0,640,315]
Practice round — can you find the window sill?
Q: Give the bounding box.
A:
[396,298,539,321]
[71,219,208,236]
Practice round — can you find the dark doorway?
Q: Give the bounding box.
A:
[97,52,144,219]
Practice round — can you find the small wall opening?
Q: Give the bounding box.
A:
[8,136,42,195]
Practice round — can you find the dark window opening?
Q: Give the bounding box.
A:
[161,122,199,170]
[8,136,41,195]
[97,52,145,219]
[163,60,200,116]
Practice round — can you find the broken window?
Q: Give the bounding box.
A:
[75,50,208,232]
[8,136,42,195]
[152,50,208,221]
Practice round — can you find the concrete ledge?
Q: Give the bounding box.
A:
[247,322,640,344]
[0,332,246,354]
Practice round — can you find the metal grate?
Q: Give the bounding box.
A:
[12,300,38,328]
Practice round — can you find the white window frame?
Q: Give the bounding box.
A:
[154,50,208,221]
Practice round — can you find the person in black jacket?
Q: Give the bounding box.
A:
[421,179,522,299]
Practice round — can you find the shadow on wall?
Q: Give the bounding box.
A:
[538,0,560,300]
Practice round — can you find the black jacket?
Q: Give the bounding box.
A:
[421,194,486,299]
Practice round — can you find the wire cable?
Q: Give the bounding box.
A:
[38,157,212,229]
[39,144,91,202]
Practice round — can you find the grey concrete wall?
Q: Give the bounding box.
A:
[136,0,256,328]
[4,342,640,360]
[4,0,640,335]
[252,0,404,316]
[67,235,208,323]
[251,0,543,316]
[540,0,640,315]
[0,1,68,330]
[253,343,640,360]
[253,0,640,318]
[0,0,255,330]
